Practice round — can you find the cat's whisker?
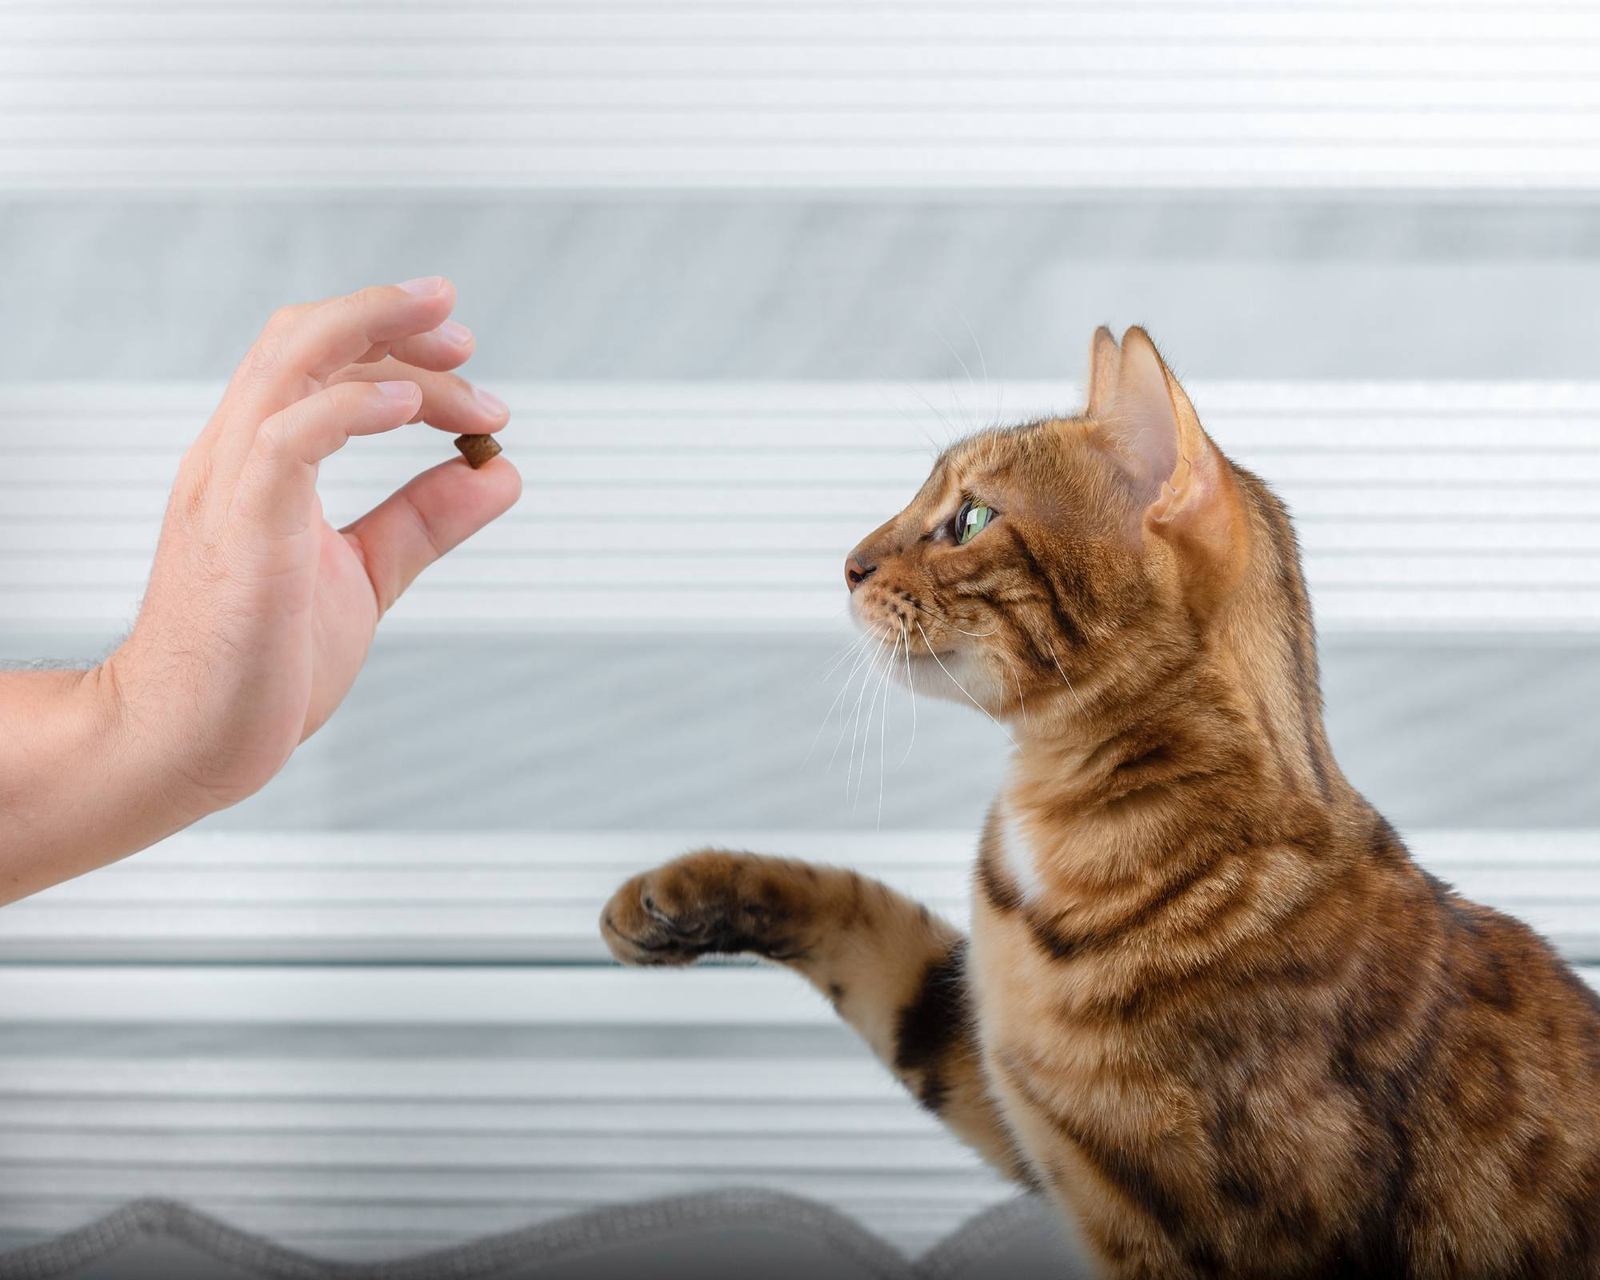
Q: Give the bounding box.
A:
[841,628,890,786]
[936,332,981,436]
[1047,641,1090,717]
[813,627,882,771]
[844,635,882,793]
[875,629,897,826]
[916,621,1018,748]
[858,631,898,806]
[914,598,999,639]
[811,630,869,689]
[855,632,895,808]
[829,642,873,777]
[956,307,991,425]
[892,401,944,460]
[903,381,965,451]
[1007,656,1029,732]
[808,631,871,737]
[898,620,918,768]
[812,604,864,675]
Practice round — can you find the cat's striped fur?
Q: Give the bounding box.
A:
[601,328,1600,1278]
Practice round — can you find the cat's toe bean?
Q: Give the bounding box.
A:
[599,851,775,966]
[599,875,696,966]
[599,859,736,965]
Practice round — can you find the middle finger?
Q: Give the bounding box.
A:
[351,319,477,373]
[327,358,510,435]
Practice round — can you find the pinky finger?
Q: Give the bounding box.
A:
[234,380,422,537]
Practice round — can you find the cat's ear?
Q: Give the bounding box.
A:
[1083,326,1120,418]
[1097,327,1249,595]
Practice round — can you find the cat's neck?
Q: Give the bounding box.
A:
[999,488,1354,887]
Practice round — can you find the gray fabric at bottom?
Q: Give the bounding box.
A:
[0,1192,1087,1280]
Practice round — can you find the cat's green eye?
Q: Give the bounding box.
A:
[956,501,993,545]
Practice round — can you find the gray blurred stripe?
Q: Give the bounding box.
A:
[3,632,1594,833]
[4,196,1600,383]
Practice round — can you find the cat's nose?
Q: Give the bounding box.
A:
[845,557,877,592]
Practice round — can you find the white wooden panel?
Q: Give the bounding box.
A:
[0,1,1596,190]
[3,380,1597,634]
[4,830,1596,963]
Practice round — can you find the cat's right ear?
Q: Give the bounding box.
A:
[1094,327,1250,607]
[1084,326,1120,418]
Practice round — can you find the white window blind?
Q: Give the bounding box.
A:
[3,380,1597,634]
[2,0,1596,1263]
[2,380,1597,1259]
[0,1,1596,190]
[1,829,1597,966]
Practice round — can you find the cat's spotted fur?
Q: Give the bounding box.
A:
[601,328,1600,1278]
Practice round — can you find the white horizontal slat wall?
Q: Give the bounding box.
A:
[4,380,1598,634]
[1,0,1598,190]
[1,967,1595,1260]
[4,830,1600,964]
[0,978,1014,1259]
[3,0,1598,1267]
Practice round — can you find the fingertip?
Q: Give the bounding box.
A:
[374,382,424,426]
[392,276,457,327]
[397,275,451,299]
[376,379,422,402]
[492,455,523,507]
[453,455,523,528]
[438,320,475,353]
[462,452,522,507]
[473,386,510,427]
[386,324,477,374]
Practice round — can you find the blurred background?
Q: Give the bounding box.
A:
[0,0,1597,1264]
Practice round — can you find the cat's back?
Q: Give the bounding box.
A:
[995,811,1600,1278]
[1389,858,1600,1277]
[1218,822,1600,1276]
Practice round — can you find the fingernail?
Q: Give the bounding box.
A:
[377,380,419,399]
[438,319,473,346]
[397,276,444,296]
[474,386,509,418]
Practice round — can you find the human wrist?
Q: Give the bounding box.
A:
[89,643,219,834]
[0,660,195,903]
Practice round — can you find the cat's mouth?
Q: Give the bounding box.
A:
[850,605,959,664]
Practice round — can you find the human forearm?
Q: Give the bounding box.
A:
[0,664,206,904]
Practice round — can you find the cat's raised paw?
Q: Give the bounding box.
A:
[598,849,812,967]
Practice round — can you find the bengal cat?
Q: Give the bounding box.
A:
[600,328,1600,1278]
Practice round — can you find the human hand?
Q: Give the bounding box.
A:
[103,277,521,814]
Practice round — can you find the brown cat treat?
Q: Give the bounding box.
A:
[602,327,1600,1279]
[454,432,501,469]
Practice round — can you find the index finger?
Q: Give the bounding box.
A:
[231,277,458,424]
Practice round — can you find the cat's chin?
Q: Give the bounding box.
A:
[898,645,1009,717]
[887,646,944,698]
[847,606,1009,715]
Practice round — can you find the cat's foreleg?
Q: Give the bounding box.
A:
[600,848,1030,1182]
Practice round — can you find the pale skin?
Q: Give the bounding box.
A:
[0,277,522,905]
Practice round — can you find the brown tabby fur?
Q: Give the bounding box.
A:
[601,328,1600,1278]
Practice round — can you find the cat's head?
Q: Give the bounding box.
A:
[846,327,1268,724]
